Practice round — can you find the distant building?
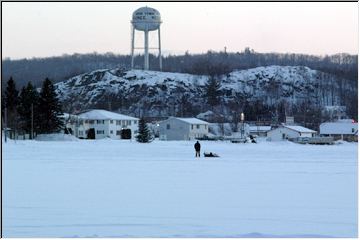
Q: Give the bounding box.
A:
[267,125,316,141]
[320,119,358,142]
[66,109,139,139]
[249,126,272,137]
[159,117,209,140]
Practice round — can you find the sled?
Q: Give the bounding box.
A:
[204,152,219,157]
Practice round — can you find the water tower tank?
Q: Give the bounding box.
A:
[130,6,162,71]
[132,7,162,31]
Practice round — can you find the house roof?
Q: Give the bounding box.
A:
[268,125,316,133]
[77,109,138,120]
[320,121,358,135]
[284,125,317,133]
[173,117,209,125]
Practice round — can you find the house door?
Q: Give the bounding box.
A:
[121,129,132,139]
[87,128,95,139]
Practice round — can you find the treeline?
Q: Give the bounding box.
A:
[2,48,357,89]
[2,77,64,139]
[168,48,358,82]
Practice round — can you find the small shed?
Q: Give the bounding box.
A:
[159,117,209,140]
[267,125,316,141]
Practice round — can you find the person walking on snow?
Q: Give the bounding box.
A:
[194,141,201,157]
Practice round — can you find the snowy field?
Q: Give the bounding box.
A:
[2,139,358,237]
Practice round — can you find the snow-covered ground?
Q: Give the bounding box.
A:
[2,139,357,237]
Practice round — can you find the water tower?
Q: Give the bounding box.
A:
[131,6,162,71]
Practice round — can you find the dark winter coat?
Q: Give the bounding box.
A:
[194,142,201,151]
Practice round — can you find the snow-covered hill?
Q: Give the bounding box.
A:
[55,66,354,117]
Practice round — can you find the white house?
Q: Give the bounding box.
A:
[67,109,139,139]
[267,125,316,141]
[159,117,209,140]
[320,119,358,142]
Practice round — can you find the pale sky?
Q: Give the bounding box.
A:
[2,2,359,59]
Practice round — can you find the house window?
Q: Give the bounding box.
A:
[116,120,121,125]
[110,120,113,124]
[205,125,207,129]
[116,130,121,135]
[352,128,355,133]
[191,125,194,129]
[122,120,129,127]
[89,120,94,124]
[85,120,88,124]
[79,120,84,124]
[78,131,83,135]
[197,125,200,129]
[134,120,137,124]
[97,120,101,124]
[167,124,170,129]
[96,130,104,134]
[110,130,113,134]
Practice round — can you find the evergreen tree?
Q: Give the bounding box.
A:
[136,117,152,143]
[179,94,194,117]
[1,95,5,126]
[17,86,27,131]
[4,77,19,111]
[205,75,221,108]
[38,78,64,133]
[17,82,40,138]
[4,77,20,135]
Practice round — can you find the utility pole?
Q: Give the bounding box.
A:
[31,103,34,139]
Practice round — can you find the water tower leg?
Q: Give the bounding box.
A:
[144,30,149,70]
[131,26,135,69]
[158,27,162,71]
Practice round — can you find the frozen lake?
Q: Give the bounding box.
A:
[2,139,358,237]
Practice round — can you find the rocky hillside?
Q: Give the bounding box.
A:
[55,66,356,119]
